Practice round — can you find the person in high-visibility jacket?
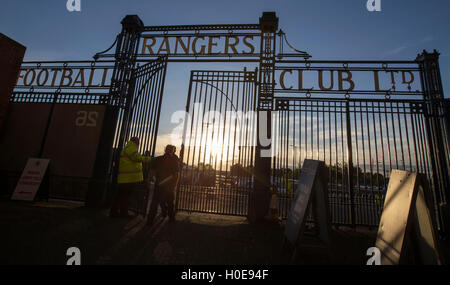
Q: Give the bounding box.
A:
[110,137,151,218]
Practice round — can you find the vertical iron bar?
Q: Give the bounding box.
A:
[346,100,355,227]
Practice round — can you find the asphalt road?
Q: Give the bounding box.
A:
[0,199,384,265]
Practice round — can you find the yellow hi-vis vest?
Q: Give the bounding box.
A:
[117,141,151,184]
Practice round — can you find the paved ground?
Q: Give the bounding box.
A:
[0,199,392,265]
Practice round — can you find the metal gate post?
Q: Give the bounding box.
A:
[345,100,356,227]
[250,12,278,222]
[86,15,144,207]
[417,50,450,236]
[175,71,194,213]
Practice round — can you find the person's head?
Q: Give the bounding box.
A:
[164,144,176,155]
[130,137,140,146]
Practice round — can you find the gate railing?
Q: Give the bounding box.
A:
[271,55,449,233]
[108,56,167,216]
[176,69,258,216]
[273,98,434,226]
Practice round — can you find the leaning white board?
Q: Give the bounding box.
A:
[11,158,50,201]
[285,159,330,246]
[375,169,441,265]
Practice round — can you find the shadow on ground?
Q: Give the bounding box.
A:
[0,199,380,265]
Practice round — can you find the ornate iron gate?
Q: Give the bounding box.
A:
[175,69,257,216]
[3,13,449,236]
[272,57,449,232]
[110,56,167,215]
[111,56,167,158]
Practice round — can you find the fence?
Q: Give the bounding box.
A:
[273,98,435,226]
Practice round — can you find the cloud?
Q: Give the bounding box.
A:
[380,35,434,59]
[420,36,434,43]
[380,45,409,59]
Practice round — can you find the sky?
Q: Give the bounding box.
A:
[1,0,450,154]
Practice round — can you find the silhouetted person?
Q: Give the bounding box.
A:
[110,137,151,218]
[143,150,152,184]
[147,144,180,226]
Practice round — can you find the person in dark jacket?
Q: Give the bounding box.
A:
[147,144,180,226]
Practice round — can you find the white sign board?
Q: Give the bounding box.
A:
[11,158,50,201]
[375,170,442,265]
[285,159,330,246]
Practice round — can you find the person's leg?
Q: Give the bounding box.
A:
[110,184,124,217]
[120,183,134,217]
[167,188,175,221]
[147,186,161,225]
[159,187,168,217]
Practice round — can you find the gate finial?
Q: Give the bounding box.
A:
[259,12,278,32]
[121,15,144,32]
